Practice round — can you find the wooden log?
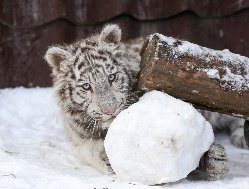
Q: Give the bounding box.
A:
[138,33,249,118]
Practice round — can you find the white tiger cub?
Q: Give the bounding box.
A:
[200,110,247,149]
[45,24,141,174]
[44,24,246,174]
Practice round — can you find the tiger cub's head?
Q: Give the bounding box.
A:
[45,24,140,122]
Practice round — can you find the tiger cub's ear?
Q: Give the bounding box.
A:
[99,24,122,44]
[44,46,71,75]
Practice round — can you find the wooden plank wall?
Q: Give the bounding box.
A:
[1,0,249,88]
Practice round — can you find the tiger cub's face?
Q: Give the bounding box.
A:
[45,25,139,122]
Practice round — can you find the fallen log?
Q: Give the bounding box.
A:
[138,33,249,118]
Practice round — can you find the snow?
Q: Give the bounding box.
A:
[203,69,220,79]
[0,87,249,188]
[105,91,214,185]
[150,33,249,91]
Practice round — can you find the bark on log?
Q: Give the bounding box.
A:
[138,33,249,118]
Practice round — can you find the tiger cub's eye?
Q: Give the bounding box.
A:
[108,74,116,82]
[82,83,91,90]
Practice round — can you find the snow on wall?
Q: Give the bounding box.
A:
[149,33,249,91]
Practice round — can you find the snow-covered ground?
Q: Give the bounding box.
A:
[0,88,249,189]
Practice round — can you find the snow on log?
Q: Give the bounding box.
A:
[138,33,249,118]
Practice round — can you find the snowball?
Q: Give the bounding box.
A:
[104,90,214,185]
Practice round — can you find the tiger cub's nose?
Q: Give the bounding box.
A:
[102,107,116,116]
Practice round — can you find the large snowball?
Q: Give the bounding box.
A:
[104,91,214,185]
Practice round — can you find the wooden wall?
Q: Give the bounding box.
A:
[1,0,249,88]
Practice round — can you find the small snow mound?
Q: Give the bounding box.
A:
[104,91,214,185]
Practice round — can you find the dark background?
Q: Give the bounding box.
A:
[1,0,249,88]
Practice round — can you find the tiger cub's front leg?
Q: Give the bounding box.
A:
[75,139,113,175]
[199,143,229,180]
